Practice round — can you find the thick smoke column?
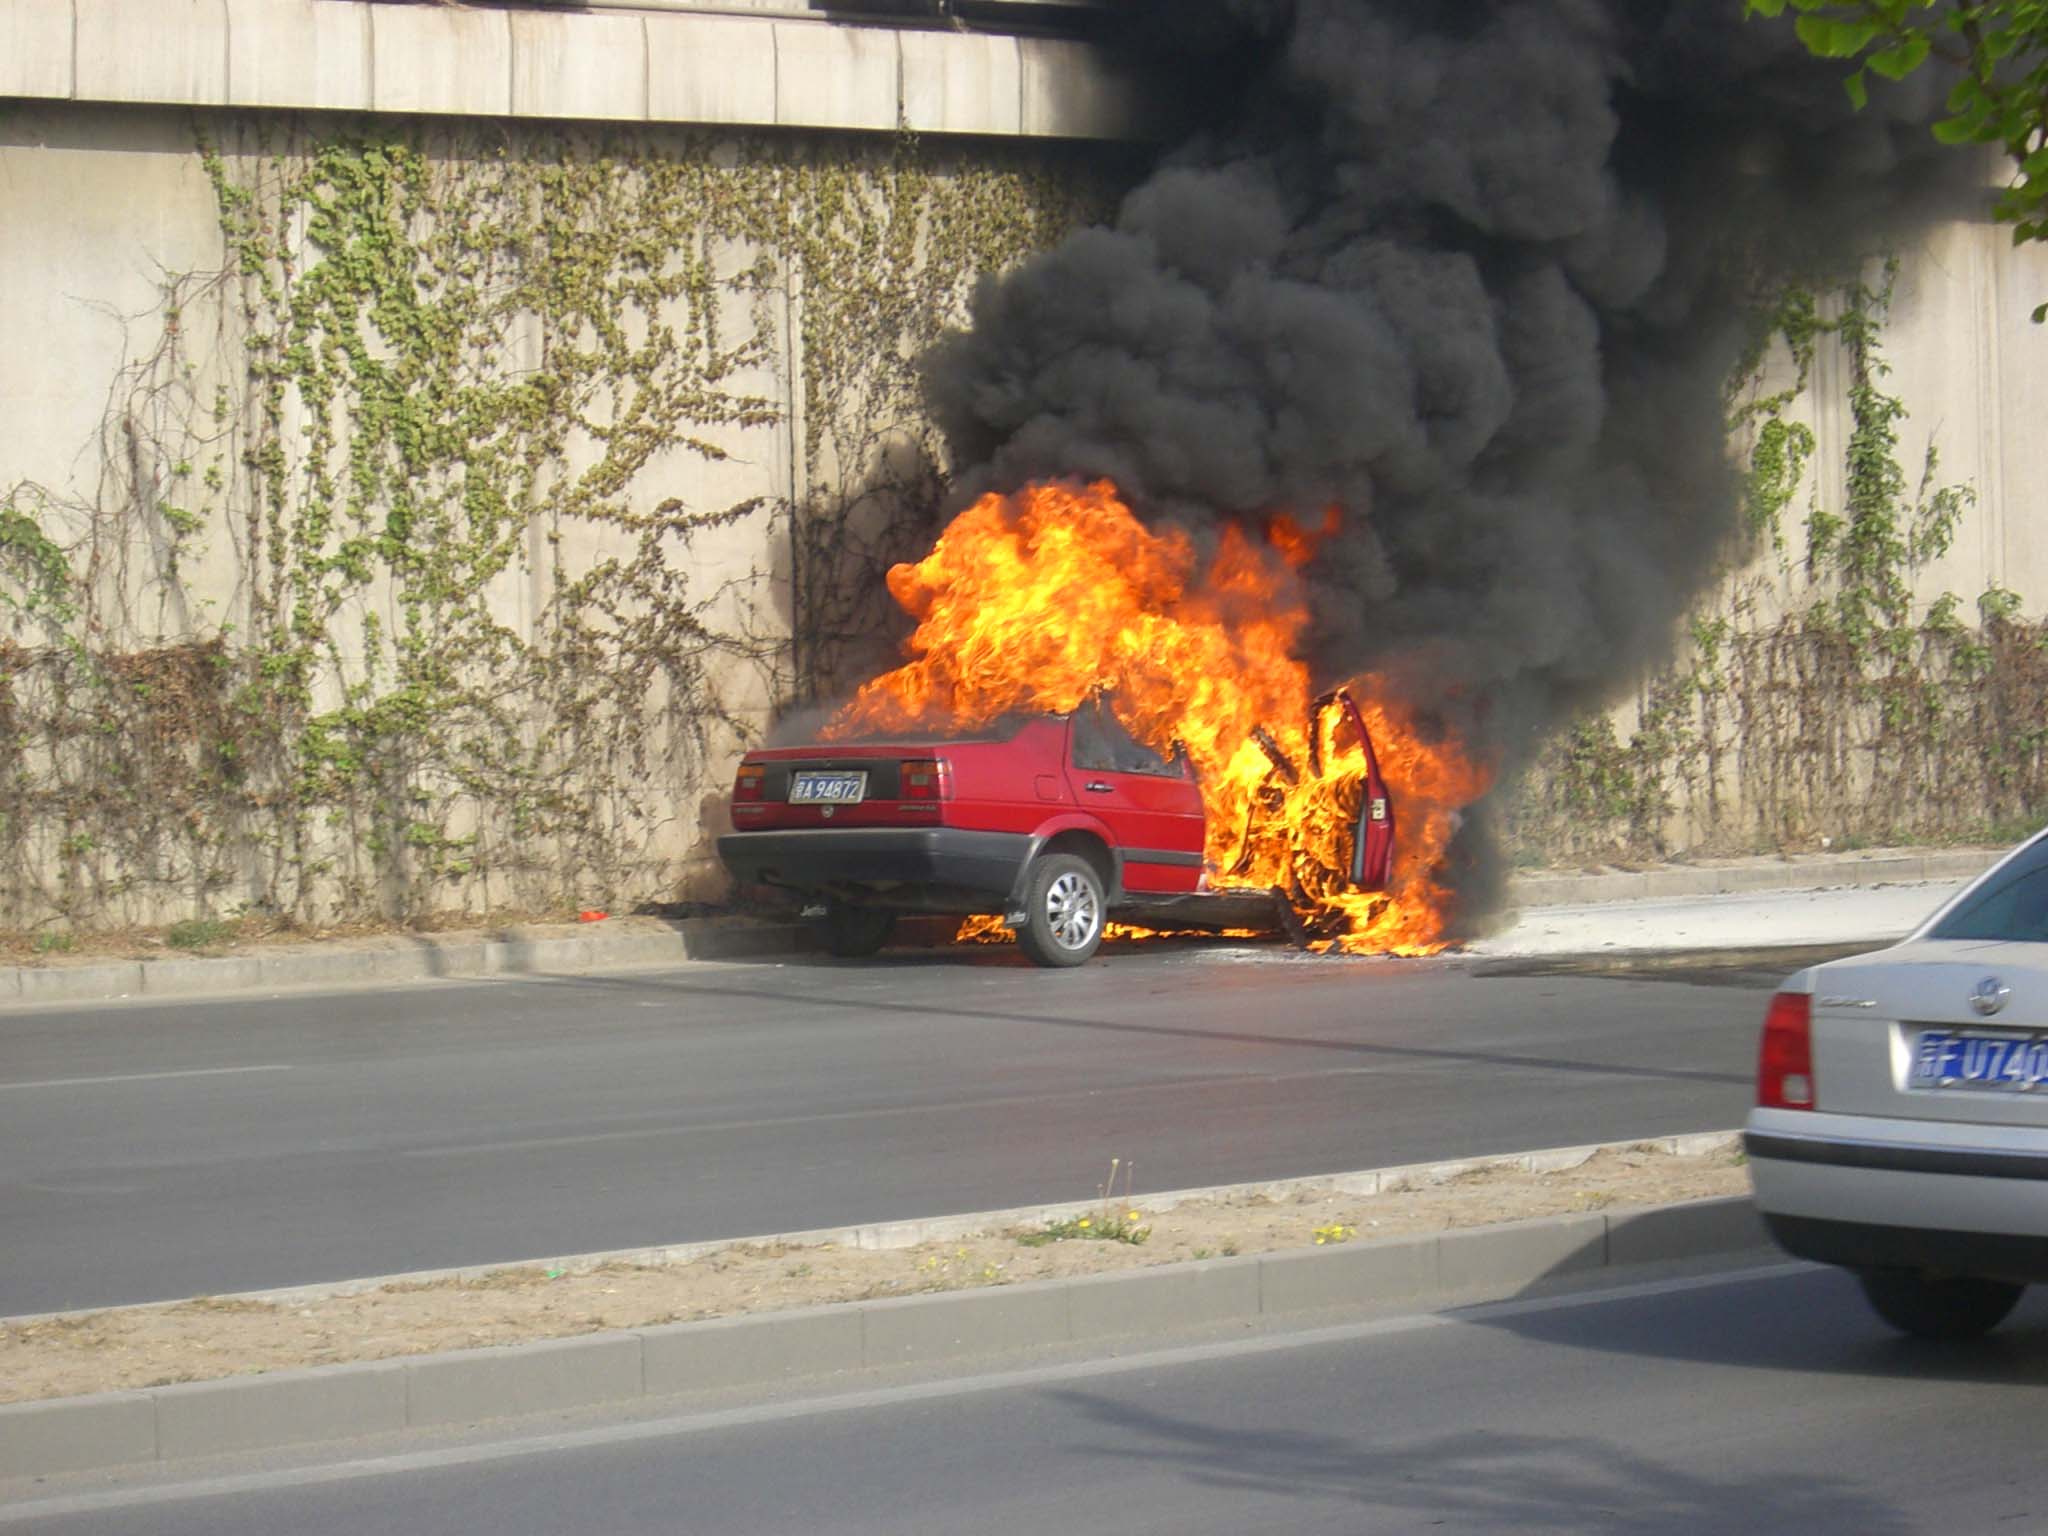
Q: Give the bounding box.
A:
[924,0,1965,920]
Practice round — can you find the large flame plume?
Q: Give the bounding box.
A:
[829,480,1490,954]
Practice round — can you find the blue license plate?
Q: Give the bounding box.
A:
[788,770,867,805]
[1909,1030,2048,1092]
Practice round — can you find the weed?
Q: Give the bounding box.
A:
[32,931,74,955]
[1018,1157,1152,1248]
[1018,1211,1150,1248]
[165,917,233,950]
[1312,1222,1355,1246]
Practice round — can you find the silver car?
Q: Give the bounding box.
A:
[1747,828,2048,1338]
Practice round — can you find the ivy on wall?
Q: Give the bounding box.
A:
[0,117,1113,931]
[1508,264,2046,864]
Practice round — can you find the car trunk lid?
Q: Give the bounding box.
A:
[1809,940,2048,1125]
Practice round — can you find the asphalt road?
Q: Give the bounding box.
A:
[0,942,1811,1315]
[15,1260,2048,1534]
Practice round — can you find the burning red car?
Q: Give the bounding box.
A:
[723,478,1484,960]
[718,691,1395,966]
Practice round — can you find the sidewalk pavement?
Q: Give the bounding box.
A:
[0,845,2009,1008]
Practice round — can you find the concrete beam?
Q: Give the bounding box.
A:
[0,0,74,98]
[225,0,372,113]
[371,4,513,118]
[772,22,900,133]
[513,10,650,124]
[76,0,228,107]
[646,12,779,125]
[902,28,1022,136]
[13,0,1155,141]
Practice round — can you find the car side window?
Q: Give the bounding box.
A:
[1930,841,2048,942]
[1070,698,1177,777]
[1069,701,1116,772]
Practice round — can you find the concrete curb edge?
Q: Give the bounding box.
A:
[0,1189,1774,1481]
[0,844,2007,1008]
[0,919,813,1009]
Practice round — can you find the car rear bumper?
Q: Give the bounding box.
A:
[717,827,1032,905]
[1746,1108,2048,1279]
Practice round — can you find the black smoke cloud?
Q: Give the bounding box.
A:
[922,0,1971,918]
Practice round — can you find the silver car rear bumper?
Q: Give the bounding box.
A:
[1747,1107,2048,1280]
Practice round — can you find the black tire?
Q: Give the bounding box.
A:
[1015,852,1106,968]
[821,906,896,959]
[1857,1270,2026,1340]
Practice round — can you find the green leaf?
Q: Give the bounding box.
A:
[1795,15,1880,55]
[1866,33,1931,80]
[1932,114,1987,144]
[1845,68,1870,109]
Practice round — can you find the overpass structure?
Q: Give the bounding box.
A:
[0,0,1153,140]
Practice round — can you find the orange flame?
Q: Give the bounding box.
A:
[830,480,1491,954]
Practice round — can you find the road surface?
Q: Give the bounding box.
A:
[0,943,1821,1313]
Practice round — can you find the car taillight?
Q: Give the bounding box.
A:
[899,758,950,800]
[734,763,765,802]
[1757,991,1814,1110]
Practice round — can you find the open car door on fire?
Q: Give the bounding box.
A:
[1319,689,1393,892]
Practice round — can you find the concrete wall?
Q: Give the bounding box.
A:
[1569,210,2048,858]
[0,91,1117,928]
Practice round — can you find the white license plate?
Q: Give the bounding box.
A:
[788,770,867,805]
[1909,1029,2048,1092]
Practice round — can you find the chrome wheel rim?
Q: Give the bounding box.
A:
[1044,871,1101,952]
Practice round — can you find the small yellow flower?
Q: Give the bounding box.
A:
[1125,1210,1141,1221]
[1077,1217,1091,1228]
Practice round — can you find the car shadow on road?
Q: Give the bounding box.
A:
[1477,1259,2048,1387]
[1041,1388,1913,1534]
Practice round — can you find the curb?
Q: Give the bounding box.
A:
[1502,847,2002,910]
[0,918,813,1009]
[0,1194,1773,1481]
[3,1129,1743,1321]
[0,846,2005,1009]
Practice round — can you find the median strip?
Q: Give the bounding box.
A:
[0,1133,1764,1481]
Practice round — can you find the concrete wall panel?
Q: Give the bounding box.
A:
[371,4,511,118]
[9,1,1151,142]
[225,0,371,113]
[76,0,227,107]
[1020,37,1141,140]
[0,0,74,99]
[512,11,648,124]
[772,23,897,133]
[645,13,775,128]
[901,31,1021,137]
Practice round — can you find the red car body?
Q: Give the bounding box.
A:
[718,695,1391,965]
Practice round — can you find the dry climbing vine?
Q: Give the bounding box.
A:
[0,116,1112,931]
[1509,264,2045,864]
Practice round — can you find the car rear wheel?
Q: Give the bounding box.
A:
[1857,1270,2026,1340]
[820,906,896,959]
[1016,853,1104,968]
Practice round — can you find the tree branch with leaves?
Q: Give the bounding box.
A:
[1748,1,2048,313]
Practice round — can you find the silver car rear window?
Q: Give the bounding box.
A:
[1930,836,2048,942]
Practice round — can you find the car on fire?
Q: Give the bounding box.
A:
[1746,826,2048,1338]
[717,692,1393,966]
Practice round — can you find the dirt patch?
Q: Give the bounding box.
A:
[2,1144,1751,1405]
